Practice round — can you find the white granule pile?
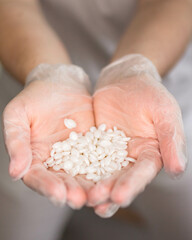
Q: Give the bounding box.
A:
[44,119,136,182]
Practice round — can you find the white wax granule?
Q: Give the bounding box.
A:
[44,120,136,182]
[64,118,77,129]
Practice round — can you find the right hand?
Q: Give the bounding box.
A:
[3,64,94,208]
[88,54,187,217]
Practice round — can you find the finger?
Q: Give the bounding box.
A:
[88,173,118,206]
[3,105,32,180]
[23,164,66,206]
[75,175,95,191]
[75,175,96,207]
[154,103,187,175]
[88,105,124,206]
[111,147,162,207]
[94,202,119,218]
[56,173,87,209]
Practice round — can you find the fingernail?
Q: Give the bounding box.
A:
[178,140,188,170]
[179,148,188,171]
[96,204,119,218]
[104,204,119,218]
[9,162,22,181]
[9,159,31,181]
[49,196,66,207]
[67,201,83,210]
[168,149,188,178]
[91,199,106,206]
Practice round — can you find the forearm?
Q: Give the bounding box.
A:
[0,0,71,84]
[111,0,192,76]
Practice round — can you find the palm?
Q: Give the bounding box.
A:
[89,78,164,208]
[89,76,185,215]
[28,85,94,164]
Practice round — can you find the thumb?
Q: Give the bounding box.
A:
[154,104,187,175]
[3,102,32,180]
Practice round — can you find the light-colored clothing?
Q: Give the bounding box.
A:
[0,0,192,239]
[39,0,137,83]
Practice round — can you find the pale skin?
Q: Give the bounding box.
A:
[0,0,192,216]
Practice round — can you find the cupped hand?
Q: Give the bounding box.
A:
[3,66,94,208]
[3,59,187,216]
[88,74,186,217]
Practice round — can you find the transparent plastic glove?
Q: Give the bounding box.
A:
[3,64,94,208]
[88,54,187,216]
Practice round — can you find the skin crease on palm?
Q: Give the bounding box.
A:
[3,73,186,216]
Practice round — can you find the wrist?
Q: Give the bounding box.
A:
[96,54,162,89]
[25,63,91,92]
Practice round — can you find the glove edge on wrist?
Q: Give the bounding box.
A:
[25,63,92,92]
[96,54,162,89]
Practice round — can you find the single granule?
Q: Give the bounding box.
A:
[44,119,136,182]
[64,118,77,129]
